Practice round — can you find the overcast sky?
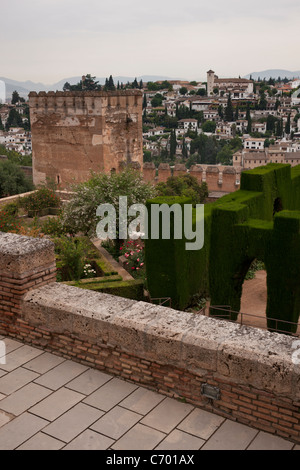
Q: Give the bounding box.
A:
[1,0,300,83]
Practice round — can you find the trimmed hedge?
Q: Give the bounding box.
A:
[145,164,300,334]
[75,279,145,301]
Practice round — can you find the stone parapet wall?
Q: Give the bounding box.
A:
[0,232,300,443]
[0,233,56,325]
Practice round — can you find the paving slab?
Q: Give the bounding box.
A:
[91,406,142,440]
[17,432,65,450]
[29,387,85,421]
[178,408,225,440]
[247,430,294,450]
[42,403,104,443]
[140,397,194,434]
[155,429,205,450]
[0,370,6,379]
[0,382,52,416]
[0,345,44,372]
[34,360,88,391]
[0,393,5,401]
[0,367,39,395]
[83,377,138,412]
[0,412,49,450]
[23,352,66,374]
[1,338,23,355]
[65,368,112,395]
[201,419,259,450]
[112,423,166,450]
[63,429,114,450]
[0,410,12,428]
[120,387,165,415]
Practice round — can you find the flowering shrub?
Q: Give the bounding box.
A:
[121,240,145,273]
[20,188,61,214]
[83,263,97,279]
[0,209,21,233]
[40,213,66,236]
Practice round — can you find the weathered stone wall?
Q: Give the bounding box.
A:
[29,90,143,189]
[1,232,300,443]
[143,163,242,193]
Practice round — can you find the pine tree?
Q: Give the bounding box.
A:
[11,90,20,104]
[5,108,23,130]
[225,93,233,122]
[258,91,267,110]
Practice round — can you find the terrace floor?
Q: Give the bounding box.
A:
[0,335,298,451]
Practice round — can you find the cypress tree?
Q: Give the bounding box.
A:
[246,103,252,134]
[225,93,233,122]
[235,105,239,121]
[143,94,147,109]
[285,113,291,135]
[218,104,224,119]
[108,75,115,91]
[169,129,177,160]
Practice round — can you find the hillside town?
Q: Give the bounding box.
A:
[142,70,300,172]
[0,91,31,156]
[1,70,300,175]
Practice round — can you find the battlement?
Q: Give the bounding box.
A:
[141,162,242,192]
[29,90,143,116]
[29,90,143,188]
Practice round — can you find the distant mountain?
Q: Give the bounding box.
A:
[244,69,300,81]
[0,75,177,101]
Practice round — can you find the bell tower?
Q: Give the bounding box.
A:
[207,70,215,96]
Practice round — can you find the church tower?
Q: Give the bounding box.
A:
[207,70,215,96]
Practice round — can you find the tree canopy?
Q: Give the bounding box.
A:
[62,168,157,245]
[63,74,102,91]
[0,160,33,197]
[156,174,208,206]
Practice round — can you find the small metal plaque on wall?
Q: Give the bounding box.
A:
[201,383,220,400]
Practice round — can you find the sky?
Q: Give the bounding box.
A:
[1,0,300,84]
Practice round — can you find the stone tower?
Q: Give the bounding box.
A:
[29,90,143,188]
[206,70,215,96]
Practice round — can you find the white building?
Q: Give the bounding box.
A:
[244,138,265,151]
[178,119,198,132]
